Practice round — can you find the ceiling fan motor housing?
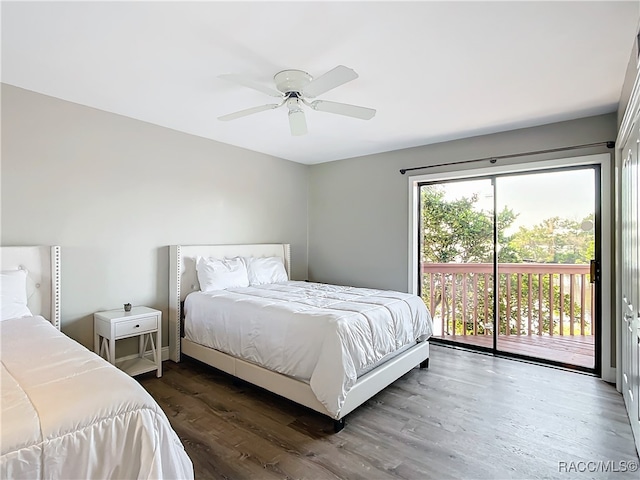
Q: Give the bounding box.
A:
[274,70,312,94]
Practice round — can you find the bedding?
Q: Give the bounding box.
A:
[184,280,433,418]
[244,256,288,285]
[196,255,249,291]
[1,315,193,480]
[0,269,32,321]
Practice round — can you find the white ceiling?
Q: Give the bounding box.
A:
[2,1,638,165]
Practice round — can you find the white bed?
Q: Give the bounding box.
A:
[1,246,193,479]
[169,244,433,431]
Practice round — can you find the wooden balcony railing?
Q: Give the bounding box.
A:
[422,263,594,338]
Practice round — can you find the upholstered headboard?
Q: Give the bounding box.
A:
[168,244,291,361]
[0,246,61,329]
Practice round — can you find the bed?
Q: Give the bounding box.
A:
[1,246,193,479]
[169,243,433,432]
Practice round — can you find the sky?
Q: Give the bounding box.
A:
[438,168,596,235]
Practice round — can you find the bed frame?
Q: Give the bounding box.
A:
[0,246,61,329]
[169,244,429,432]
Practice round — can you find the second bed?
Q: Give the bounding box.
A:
[169,244,433,431]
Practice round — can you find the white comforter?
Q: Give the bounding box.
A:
[1,316,193,480]
[184,281,433,418]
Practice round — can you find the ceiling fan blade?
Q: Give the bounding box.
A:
[303,65,358,98]
[219,73,283,98]
[218,103,281,121]
[309,100,376,120]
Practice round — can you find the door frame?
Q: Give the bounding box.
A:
[408,152,613,381]
[616,60,640,394]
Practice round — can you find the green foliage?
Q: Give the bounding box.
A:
[420,185,518,263]
[509,216,594,264]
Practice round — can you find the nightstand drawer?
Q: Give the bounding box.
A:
[115,316,157,337]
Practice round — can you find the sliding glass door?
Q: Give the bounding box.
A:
[419,166,598,370]
[420,178,495,348]
[494,169,597,369]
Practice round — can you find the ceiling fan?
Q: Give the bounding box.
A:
[218,65,376,136]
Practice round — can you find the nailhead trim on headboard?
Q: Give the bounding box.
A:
[52,246,61,330]
[174,245,182,362]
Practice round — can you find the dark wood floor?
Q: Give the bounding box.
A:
[139,345,638,479]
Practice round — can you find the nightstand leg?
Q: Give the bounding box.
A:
[148,333,157,363]
[142,334,150,356]
[155,330,161,378]
[138,335,144,358]
[99,337,109,361]
[109,337,115,366]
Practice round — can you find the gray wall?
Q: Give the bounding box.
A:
[0,82,626,363]
[1,84,309,351]
[308,114,617,292]
[617,10,639,129]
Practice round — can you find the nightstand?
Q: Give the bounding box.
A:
[94,306,162,377]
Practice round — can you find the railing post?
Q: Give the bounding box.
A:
[581,273,586,336]
[559,273,564,336]
[429,272,435,320]
[442,273,447,335]
[462,272,468,336]
[569,273,575,336]
[505,272,511,336]
[548,273,554,336]
[516,273,522,335]
[484,273,490,335]
[527,273,533,336]
[538,274,543,336]
[451,274,457,335]
[472,274,479,335]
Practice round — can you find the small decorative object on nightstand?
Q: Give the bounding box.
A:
[94,306,162,377]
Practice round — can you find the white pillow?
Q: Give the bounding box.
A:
[196,256,249,292]
[244,256,288,286]
[0,269,33,321]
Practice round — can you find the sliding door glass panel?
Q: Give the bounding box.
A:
[419,179,495,348]
[495,169,596,368]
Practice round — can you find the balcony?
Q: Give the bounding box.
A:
[422,263,595,368]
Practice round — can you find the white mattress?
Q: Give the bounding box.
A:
[184,281,433,417]
[1,316,193,480]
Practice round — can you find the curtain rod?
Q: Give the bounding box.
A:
[398,140,616,175]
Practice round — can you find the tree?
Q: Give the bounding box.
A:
[420,185,518,263]
[508,215,594,264]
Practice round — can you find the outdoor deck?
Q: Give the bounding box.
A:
[432,333,595,369]
[423,262,596,369]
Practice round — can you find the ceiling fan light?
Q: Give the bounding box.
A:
[286,97,303,114]
[288,109,307,136]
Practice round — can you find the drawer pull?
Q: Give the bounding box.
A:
[135,324,140,328]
